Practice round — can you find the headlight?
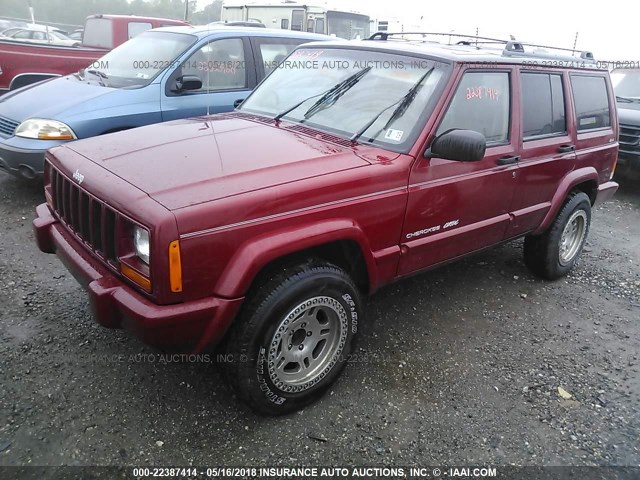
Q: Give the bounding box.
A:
[15,118,77,140]
[133,227,150,264]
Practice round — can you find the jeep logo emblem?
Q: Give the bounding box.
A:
[73,169,84,184]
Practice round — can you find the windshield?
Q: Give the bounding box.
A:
[612,69,640,99]
[89,31,197,89]
[239,48,450,152]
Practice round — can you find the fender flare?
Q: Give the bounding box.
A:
[533,167,598,235]
[213,218,377,298]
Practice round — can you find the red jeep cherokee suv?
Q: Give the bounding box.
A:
[34,33,619,414]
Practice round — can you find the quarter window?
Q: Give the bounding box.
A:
[570,75,611,131]
[521,73,566,139]
[437,72,510,144]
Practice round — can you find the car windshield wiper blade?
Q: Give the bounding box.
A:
[86,69,109,86]
[273,67,372,123]
[351,67,434,144]
[303,66,372,119]
[616,95,640,103]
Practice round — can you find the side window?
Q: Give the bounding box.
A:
[291,10,304,31]
[281,19,289,29]
[32,31,47,40]
[128,22,152,39]
[571,75,611,131]
[259,42,298,75]
[437,71,510,144]
[181,38,246,92]
[521,73,566,139]
[13,30,31,39]
[315,18,325,34]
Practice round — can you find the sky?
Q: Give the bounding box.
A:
[205,0,639,61]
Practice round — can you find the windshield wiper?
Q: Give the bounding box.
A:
[351,68,434,144]
[273,67,372,123]
[86,69,109,86]
[303,67,371,119]
[616,95,640,103]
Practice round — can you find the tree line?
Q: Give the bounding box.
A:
[0,0,223,28]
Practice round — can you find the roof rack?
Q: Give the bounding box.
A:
[367,32,596,63]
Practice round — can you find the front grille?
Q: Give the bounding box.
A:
[50,166,119,264]
[0,115,19,136]
[619,124,640,156]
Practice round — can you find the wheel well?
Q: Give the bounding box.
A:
[10,74,57,90]
[572,180,598,205]
[101,127,132,135]
[251,240,370,295]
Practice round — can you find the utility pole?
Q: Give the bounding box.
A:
[184,0,189,21]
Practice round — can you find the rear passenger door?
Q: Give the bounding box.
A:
[160,37,256,121]
[399,68,519,275]
[506,70,576,237]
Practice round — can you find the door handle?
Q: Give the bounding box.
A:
[558,145,575,153]
[496,155,520,166]
[233,98,244,108]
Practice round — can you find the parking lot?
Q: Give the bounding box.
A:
[0,172,638,468]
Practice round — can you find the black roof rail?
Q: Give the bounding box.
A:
[367,31,596,63]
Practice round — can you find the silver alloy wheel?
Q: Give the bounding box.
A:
[267,296,348,393]
[559,210,587,266]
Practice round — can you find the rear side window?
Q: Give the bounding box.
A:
[521,73,566,139]
[128,22,152,40]
[83,18,113,49]
[437,71,510,144]
[570,75,611,131]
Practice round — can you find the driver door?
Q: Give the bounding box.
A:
[398,69,520,275]
[161,37,255,121]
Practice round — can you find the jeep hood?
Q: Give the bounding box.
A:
[61,115,372,210]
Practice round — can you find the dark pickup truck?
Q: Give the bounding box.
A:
[0,14,187,92]
[612,68,640,178]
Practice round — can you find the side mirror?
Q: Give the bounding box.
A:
[172,75,202,93]
[424,129,486,162]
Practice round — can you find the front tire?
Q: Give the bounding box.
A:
[524,191,591,280]
[224,261,362,415]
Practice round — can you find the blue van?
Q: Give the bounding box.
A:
[0,25,329,179]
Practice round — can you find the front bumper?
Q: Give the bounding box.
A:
[33,203,244,350]
[0,142,46,179]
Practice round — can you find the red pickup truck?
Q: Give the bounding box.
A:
[0,14,187,92]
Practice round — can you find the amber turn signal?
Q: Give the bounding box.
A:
[120,263,152,293]
[169,240,182,293]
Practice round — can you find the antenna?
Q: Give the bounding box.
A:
[572,31,579,56]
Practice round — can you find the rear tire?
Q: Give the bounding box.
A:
[524,191,591,280]
[224,260,362,415]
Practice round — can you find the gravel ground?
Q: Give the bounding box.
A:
[0,171,638,470]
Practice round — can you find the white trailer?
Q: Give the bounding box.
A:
[221,2,370,39]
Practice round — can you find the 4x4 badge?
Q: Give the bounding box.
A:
[73,169,85,185]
